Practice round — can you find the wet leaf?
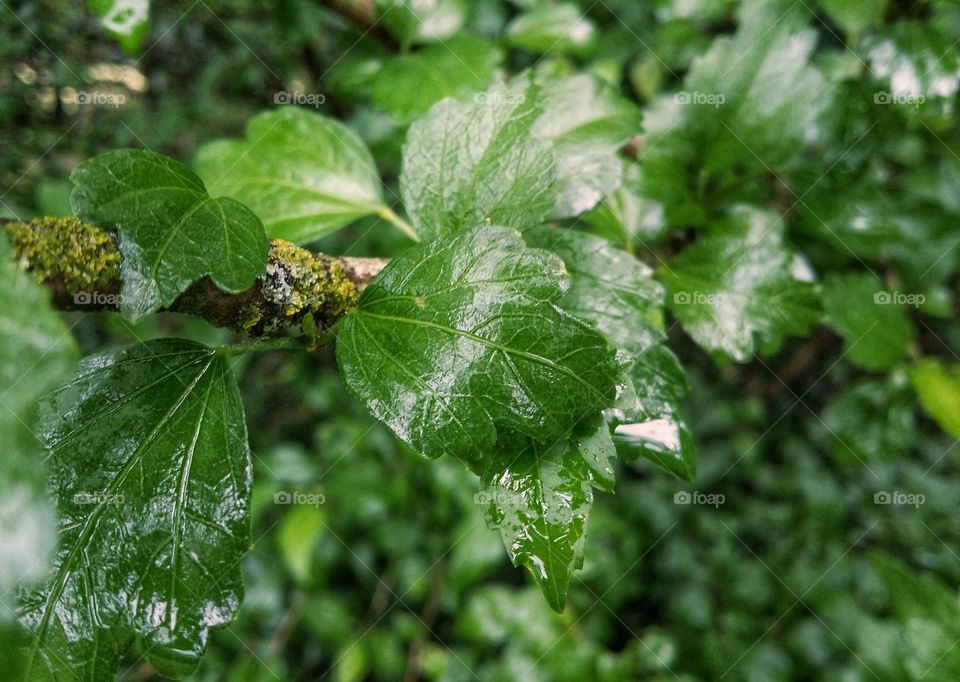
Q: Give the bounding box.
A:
[400,77,557,239]
[376,0,466,45]
[610,347,695,482]
[71,149,268,320]
[637,2,830,223]
[613,417,696,482]
[195,108,384,244]
[505,3,595,56]
[864,21,960,125]
[682,2,829,172]
[525,228,694,479]
[534,74,642,217]
[22,339,252,680]
[584,165,669,244]
[662,207,822,362]
[479,421,614,612]
[336,226,620,464]
[523,227,663,354]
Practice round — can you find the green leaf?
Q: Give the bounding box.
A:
[0,236,78,621]
[817,0,886,40]
[682,2,829,172]
[88,0,149,53]
[524,227,663,354]
[662,207,822,362]
[370,35,501,124]
[610,346,695,481]
[636,1,830,223]
[376,0,466,45]
[864,21,960,125]
[22,339,252,680]
[336,226,620,464]
[822,272,915,371]
[613,416,696,482]
[277,504,326,585]
[195,108,384,244]
[613,344,689,422]
[505,3,596,56]
[71,149,269,320]
[584,164,669,245]
[400,77,558,240]
[910,360,960,438]
[533,74,642,217]
[479,422,614,611]
[525,227,694,480]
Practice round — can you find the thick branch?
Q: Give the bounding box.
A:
[3,217,388,337]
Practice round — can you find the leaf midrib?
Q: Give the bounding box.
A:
[356,310,607,403]
[26,356,216,674]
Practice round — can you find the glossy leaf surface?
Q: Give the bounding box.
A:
[479,421,614,612]
[376,0,466,45]
[400,78,557,239]
[662,207,822,362]
[505,3,595,56]
[526,228,694,480]
[88,0,149,52]
[71,150,268,320]
[22,339,252,680]
[195,108,384,244]
[534,74,641,217]
[336,226,620,463]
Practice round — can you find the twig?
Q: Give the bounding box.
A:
[2,217,389,338]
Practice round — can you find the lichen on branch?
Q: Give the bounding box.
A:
[3,216,387,337]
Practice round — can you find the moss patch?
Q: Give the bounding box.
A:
[6,217,121,292]
[241,239,358,335]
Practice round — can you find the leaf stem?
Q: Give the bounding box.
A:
[219,336,314,355]
[379,205,420,242]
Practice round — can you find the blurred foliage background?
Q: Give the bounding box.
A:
[3,0,960,680]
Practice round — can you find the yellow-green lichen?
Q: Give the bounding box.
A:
[237,304,265,336]
[6,217,121,292]
[256,239,358,334]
